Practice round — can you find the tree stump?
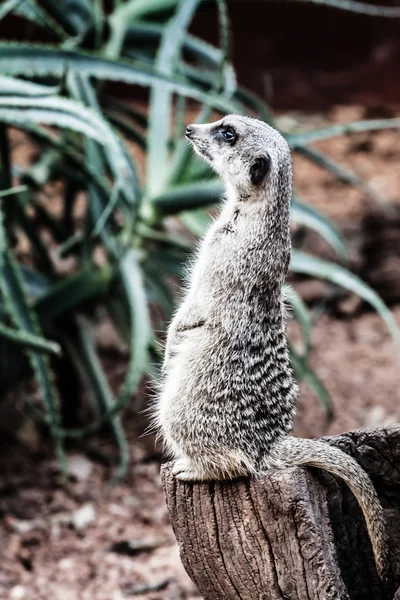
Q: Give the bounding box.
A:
[161,426,400,600]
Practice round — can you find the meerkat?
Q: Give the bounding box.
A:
[156,115,388,578]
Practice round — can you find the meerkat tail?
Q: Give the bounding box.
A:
[269,437,389,579]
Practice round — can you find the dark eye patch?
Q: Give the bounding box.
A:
[213,125,237,144]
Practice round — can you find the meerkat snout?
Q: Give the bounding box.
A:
[185,124,194,137]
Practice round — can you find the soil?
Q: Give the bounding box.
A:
[1,105,400,600]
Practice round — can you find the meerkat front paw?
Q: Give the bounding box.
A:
[172,458,206,481]
[172,457,191,475]
[175,468,205,481]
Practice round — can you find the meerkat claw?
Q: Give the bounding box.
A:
[175,468,204,481]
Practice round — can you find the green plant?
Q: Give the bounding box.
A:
[0,0,399,474]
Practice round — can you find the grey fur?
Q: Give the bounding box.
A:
[156,115,388,578]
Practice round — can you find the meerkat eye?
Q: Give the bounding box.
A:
[216,126,237,144]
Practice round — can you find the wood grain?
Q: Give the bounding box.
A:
[162,426,400,600]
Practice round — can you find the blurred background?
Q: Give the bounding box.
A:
[0,1,400,598]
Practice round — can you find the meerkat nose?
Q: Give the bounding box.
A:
[186,124,194,138]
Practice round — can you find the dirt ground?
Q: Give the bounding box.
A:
[1,105,400,600]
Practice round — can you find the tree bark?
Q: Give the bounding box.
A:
[161,426,400,600]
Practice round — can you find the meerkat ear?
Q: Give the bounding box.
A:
[250,155,271,184]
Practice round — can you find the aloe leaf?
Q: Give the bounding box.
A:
[102,96,148,128]
[145,269,175,322]
[291,195,347,262]
[166,0,236,188]
[23,147,60,188]
[0,0,25,21]
[288,118,400,146]
[67,70,140,240]
[292,145,385,204]
[184,157,214,183]
[0,249,65,469]
[35,267,113,323]
[167,101,228,186]
[75,316,129,478]
[0,0,65,39]
[21,266,51,299]
[64,251,152,438]
[0,119,112,200]
[38,0,94,38]
[284,284,312,356]
[177,62,238,100]
[0,322,60,355]
[143,249,186,278]
[176,67,236,105]
[153,180,223,216]
[91,0,105,48]
[289,343,333,420]
[90,185,120,239]
[115,0,180,22]
[0,184,27,200]
[0,95,130,195]
[4,0,67,38]
[0,125,11,192]
[0,44,240,114]
[178,208,211,238]
[75,77,126,262]
[0,74,59,97]
[137,223,191,250]
[118,250,152,400]
[290,250,400,348]
[0,195,8,256]
[173,95,187,151]
[105,110,146,149]
[234,86,273,123]
[106,0,180,58]
[0,185,28,248]
[147,0,203,199]
[123,23,236,96]
[1,77,139,235]
[147,343,163,386]
[214,0,234,95]
[106,297,131,348]
[69,71,142,204]
[0,186,53,279]
[14,193,56,276]
[84,140,121,261]
[165,106,212,188]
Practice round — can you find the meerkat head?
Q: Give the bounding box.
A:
[186,114,292,201]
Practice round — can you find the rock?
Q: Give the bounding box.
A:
[10,586,26,599]
[66,455,93,481]
[72,503,96,530]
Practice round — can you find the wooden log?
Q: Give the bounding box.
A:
[161,426,400,600]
